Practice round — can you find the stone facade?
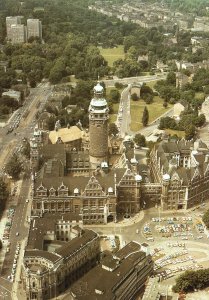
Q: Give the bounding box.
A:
[150,140,209,210]
[22,220,100,300]
[32,170,119,224]
[89,83,109,168]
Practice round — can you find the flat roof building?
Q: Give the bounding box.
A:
[9,24,26,44]
[27,18,42,40]
[6,16,22,41]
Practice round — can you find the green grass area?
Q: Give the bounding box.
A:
[98,45,125,67]
[165,129,185,138]
[130,96,172,132]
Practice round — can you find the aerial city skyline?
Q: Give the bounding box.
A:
[1,0,209,299]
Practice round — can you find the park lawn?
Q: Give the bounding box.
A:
[98,45,125,67]
[165,129,185,138]
[130,96,172,132]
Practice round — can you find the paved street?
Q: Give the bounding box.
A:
[0,178,31,299]
[0,83,53,175]
[103,74,167,87]
[0,82,53,299]
[116,85,131,137]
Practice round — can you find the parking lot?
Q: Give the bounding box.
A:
[140,207,209,285]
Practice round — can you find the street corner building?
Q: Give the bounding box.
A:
[22,215,100,300]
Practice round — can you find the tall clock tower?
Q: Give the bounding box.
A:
[89,83,109,169]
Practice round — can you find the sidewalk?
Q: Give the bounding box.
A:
[12,181,31,300]
[12,237,27,300]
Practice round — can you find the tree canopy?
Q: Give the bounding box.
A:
[0,178,9,213]
[203,209,209,228]
[173,269,209,293]
[142,106,149,127]
[5,154,23,180]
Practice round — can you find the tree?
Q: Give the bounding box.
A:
[134,134,146,147]
[173,269,209,293]
[144,93,154,104]
[142,106,149,127]
[203,209,209,228]
[131,93,139,101]
[195,114,206,127]
[46,115,57,131]
[163,102,168,108]
[22,140,30,159]
[109,123,119,136]
[166,71,176,86]
[185,124,196,140]
[0,178,9,213]
[5,154,22,180]
[109,89,120,103]
[158,117,177,130]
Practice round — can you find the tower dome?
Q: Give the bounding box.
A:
[94,82,104,96]
[163,174,170,181]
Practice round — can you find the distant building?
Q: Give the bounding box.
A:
[173,102,186,120]
[130,82,143,98]
[27,19,42,40]
[156,60,169,72]
[193,17,209,32]
[176,72,190,89]
[9,24,26,44]
[70,241,153,300]
[0,61,9,72]
[201,96,209,122]
[6,16,22,41]
[2,90,21,103]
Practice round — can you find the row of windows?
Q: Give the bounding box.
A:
[83,215,104,219]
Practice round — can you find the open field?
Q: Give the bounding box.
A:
[165,129,185,138]
[99,45,125,67]
[130,96,172,132]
